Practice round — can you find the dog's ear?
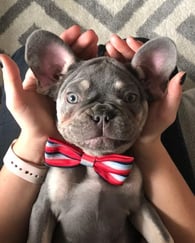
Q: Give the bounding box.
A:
[25,30,76,95]
[131,37,177,100]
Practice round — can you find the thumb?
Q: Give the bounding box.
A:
[0,54,24,109]
[0,54,23,94]
[166,71,185,113]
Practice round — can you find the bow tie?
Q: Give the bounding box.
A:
[45,137,134,186]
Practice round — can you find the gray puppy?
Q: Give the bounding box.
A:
[26,30,177,243]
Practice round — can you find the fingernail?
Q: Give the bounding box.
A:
[0,61,3,69]
[180,72,186,85]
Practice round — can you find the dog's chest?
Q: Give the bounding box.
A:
[45,166,142,242]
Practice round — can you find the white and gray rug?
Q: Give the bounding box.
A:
[0,0,195,89]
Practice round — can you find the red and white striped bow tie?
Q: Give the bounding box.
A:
[45,137,134,186]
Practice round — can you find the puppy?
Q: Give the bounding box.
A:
[26,30,177,243]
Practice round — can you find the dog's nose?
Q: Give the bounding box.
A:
[92,113,114,124]
[91,104,116,124]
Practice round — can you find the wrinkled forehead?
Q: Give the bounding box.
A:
[63,56,139,89]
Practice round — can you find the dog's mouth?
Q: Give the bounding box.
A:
[76,136,131,155]
[85,136,115,145]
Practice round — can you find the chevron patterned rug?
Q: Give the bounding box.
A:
[0,0,195,89]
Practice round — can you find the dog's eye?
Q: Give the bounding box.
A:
[125,93,137,103]
[66,93,79,104]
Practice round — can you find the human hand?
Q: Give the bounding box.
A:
[20,25,98,136]
[105,34,142,62]
[0,25,98,163]
[22,25,98,91]
[60,25,98,59]
[135,71,185,145]
[23,25,98,90]
[0,54,60,163]
[105,34,185,143]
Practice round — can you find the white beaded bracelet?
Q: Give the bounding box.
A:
[3,140,48,184]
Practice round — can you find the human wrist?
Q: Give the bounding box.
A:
[133,135,162,153]
[13,133,48,165]
[132,136,164,171]
[3,140,48,184]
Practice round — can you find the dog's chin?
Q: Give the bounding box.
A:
[75,137,132,156]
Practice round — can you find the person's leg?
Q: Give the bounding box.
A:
[0,46,28,165]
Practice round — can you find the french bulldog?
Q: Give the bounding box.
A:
[26,30,177,243]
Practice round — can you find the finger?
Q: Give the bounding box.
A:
[0,54,23,95]
[105,42,126,62]
[126,37,143,53]
[147,72,185,129]
[60,25,81,45]
[157,71,185,126]
[0,54,25,111]
[109,34,135,60]
[71,29,98,57]
[166,71,185,111]
[77,42,98,59]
